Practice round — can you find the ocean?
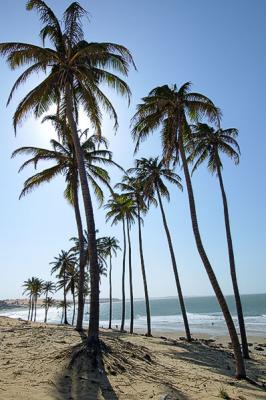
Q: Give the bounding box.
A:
[1,294,265,337]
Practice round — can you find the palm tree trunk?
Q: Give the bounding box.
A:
[72,183,86,331]
[156,187,191,341]
[216,162,249,359]
[127,217,134,334]
[30,297,34,321]
[27,295,31,321]
[137,205,151,336]
[178,125,246,378]
[65,84,99,342]
[121,218,127,332]
[108,254,112,329]
[46,306,49,323]
[44,292,48,323]
[63,272,68,325]
[72,291,76,326]
[34,295,37,322]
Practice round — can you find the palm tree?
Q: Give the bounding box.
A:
[50,250,76,325]
[131,157,192,341]
[116,176,153,336]
[13,128,121,331]
[42,297,56,323]
[187,122,249,358]
[42,281,56,323]
[0,0,135,341]
[131,82,246,378]
[100,236,121,329]
[22,278,35,321]
[63,264,79,326]
[26,277,43,322]
[57,301,71,324]
[105,195,133,332]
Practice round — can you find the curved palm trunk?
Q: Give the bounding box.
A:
[156,187,191,341]
[178,126,246,378]
[72,291,76,326]
[137,205,151,336]
[216,163,249,359]
[72,184,86,331]
[108,254,112,329]
[120,218,127,332]
[63,272,68,325]
[127,217,134,334]
[65,84,99,342]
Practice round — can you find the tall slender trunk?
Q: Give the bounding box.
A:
[27,295,31,321]
[34,295,37,322]
[127,217,134,334]
[44,292,48,323]
[72,183,86,331]
[156,187,191,341]
[30,297,34,321]
[178,122,246,378]
[108,254,112,329]
[46,306,49,323]
[63,271,68,325]
[65,84,99,341]
[121,218,127,332]
[137,205,151,336]
[72,291,76,326]
[216,162,249,359]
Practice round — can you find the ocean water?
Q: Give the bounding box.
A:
[1,294,265,337]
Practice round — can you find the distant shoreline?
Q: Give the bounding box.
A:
[0,297,121,310]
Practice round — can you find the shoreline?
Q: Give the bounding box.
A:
[1,308,266,339]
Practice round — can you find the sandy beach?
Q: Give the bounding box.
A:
[0,316,265,400]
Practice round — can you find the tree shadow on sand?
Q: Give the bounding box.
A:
[162,338,266,395]
[51,330,190,400]
[51,331,118,400]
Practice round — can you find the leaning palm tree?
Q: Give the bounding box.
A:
[42,281,56,323]
[131,82,246,378]
[13,128,121,331]
[0,0,135,341]
[100,236,121,329]
[187,122,249,358]
[105,195,133,332]
[50,250,77,325]
[116,175,153,336]
[131,157,191,341]
[42,297,56,323]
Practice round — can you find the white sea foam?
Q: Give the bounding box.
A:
[1,297,265,336]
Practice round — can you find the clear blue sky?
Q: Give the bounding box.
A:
[0,0,265,300]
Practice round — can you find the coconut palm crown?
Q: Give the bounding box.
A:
[0,0,135,133]
[131,82,220,163]
[187,123,240,174]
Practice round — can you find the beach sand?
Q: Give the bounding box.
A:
[0,316,265,399]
